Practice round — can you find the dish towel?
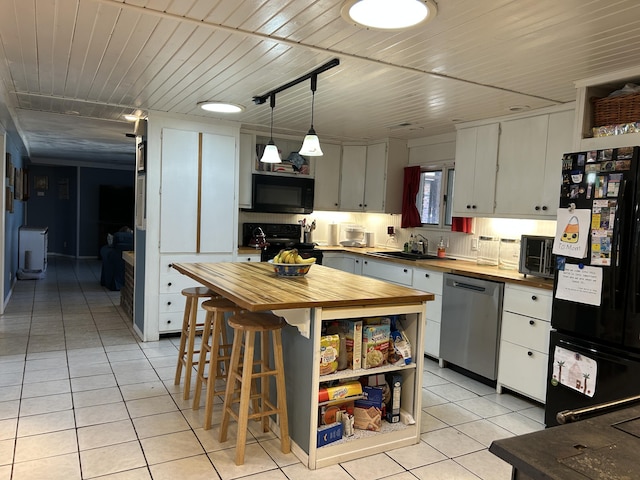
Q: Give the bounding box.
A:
[451,217,474,234]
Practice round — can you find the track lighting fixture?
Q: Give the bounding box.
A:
[299,74,323,157]
[260,95,282,163]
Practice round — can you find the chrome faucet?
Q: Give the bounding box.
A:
[416,234,429,254]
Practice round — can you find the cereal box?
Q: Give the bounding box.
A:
[320,334,340,375]
[336,320,363,370]
[362,324,390,369]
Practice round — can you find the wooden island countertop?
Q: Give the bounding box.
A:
[171,261,434,312]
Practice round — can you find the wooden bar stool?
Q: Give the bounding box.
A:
[192,298,243,430]
[174,286,217,400]
[219,312,290,465]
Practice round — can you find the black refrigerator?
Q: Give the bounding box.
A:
[545,146,640,427]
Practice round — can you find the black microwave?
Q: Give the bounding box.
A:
[249,174,315,214]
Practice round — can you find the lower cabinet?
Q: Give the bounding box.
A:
[158,253,232,334]
[322,253,363,274]
[361,258,412,286]
[413,268,443,359]
[497,283,552,403]
[236,253,261,262]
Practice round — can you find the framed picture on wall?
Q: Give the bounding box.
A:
[35,175,48,190]
[7,156,14,187]
[22,168,29,201]
[5,186,11,212]
[14,168,21,200]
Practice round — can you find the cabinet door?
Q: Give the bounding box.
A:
[200,133,236,253]
[495,115,549,216]
[363,142,387,212]
[540,110,574,215]
[238,133,254,209]
[339,145,367,210]
[452,123,499,215]
[160,128,199,253]
[314,143,341,210]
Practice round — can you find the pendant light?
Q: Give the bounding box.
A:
[299,74,323,157]
[260,95,282,163]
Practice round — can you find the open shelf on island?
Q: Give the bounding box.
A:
[318,362,417,383]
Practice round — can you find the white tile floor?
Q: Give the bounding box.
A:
[0,257,546,479]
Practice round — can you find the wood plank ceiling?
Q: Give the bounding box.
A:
[1,0,640,166]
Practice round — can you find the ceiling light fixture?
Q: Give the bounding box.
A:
[260,95,282,164]
[341,0,437,30]
[299,74,323,157]
[198,101,244,113]
[123,114,139,122]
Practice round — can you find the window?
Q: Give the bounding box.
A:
[417,166,455,228]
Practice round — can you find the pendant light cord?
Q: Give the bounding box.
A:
[309,74,317,130]
[269,94,276,140]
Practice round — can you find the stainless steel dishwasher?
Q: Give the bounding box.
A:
[441,273,504,380]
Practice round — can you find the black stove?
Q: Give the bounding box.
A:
[242,223,323,264]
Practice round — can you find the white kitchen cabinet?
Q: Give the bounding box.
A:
[160,128,236,253]
[140,112,240,341]
[494,108,574,218]
[322,252,363,275]
[339,139,407,213]
[452,123,499,216]
[238,132,254,209]
[573,67,640,151]
[313,143,342,211]
[236,253,261,262]
[361,257,413,286]
[413,268,443,359]
[497,283,552,403]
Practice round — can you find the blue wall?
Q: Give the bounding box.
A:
[4,131,28,297]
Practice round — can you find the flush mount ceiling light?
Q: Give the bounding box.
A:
[198,101,245,113]
[260,95,282,164]
[299,74,323,157]
[341,0,437,30]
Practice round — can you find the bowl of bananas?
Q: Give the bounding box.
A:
[269,249,316,276]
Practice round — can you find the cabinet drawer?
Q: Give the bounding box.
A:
[413,268,443,295]
[361,259,412,286]
[159,312,183,333]
[158,273,202,294]
[503,284,552,320]
[236,255,261,262]
[501,311,550,353]
[498,340,548,402]
[425,294,442,323]
[424,319,441,358]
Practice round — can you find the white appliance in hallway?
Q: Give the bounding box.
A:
[17,226,48,279]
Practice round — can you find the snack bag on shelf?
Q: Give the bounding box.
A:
[320,334,340,375]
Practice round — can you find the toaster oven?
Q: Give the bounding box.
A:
[519,235,554,279]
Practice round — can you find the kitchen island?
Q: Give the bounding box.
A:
[171,261,434,469]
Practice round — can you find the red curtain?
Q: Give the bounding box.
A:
[451,217,474,234]
[401,166,422,228]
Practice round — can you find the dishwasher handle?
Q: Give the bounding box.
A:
[451,280,486,293]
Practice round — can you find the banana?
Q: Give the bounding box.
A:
[279,250,290,264]
[294,254,304,264]
[273,249,286,263]
[300,256,316,264]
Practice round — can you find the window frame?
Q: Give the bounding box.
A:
[416,162,455,230]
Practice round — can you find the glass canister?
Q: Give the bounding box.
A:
[499,238,521,270]
[477,236,499,266]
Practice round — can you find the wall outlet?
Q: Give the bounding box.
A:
[387,226,395,235]
[471,237,478,251]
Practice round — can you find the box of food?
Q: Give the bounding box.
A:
[317,422,343,447]
[385,373,402,423]
[353,405,382,431]
[362,385,384,408]
[337,320,362,370]
[318,381,362,404]
[362,324,390,369]
[320,334,340,375]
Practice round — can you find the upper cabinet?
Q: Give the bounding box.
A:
[160,128,236,253]
[494,108,574,218]
[339,139,407,213]
[452,123,499,216]
[573,67,640,151]
[313,143,342,211]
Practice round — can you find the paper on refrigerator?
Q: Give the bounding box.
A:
[553,208,591,258]
[551,346,597,397]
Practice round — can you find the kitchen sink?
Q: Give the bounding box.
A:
[370,251,454,261]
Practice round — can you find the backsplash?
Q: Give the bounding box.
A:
[239,211,556,262]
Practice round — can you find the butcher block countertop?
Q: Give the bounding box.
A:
[171,261,434,312]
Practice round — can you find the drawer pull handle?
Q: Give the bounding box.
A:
[167,301,172,306]
[364,261,368,265]
[531,295,537,301]
[167,320,171,324]
[425,273,430,278]
[168,282,172,287]
[403,269,408,273]
[529,320,535,325]
[168,263,173,268]
[527,351,533,357]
